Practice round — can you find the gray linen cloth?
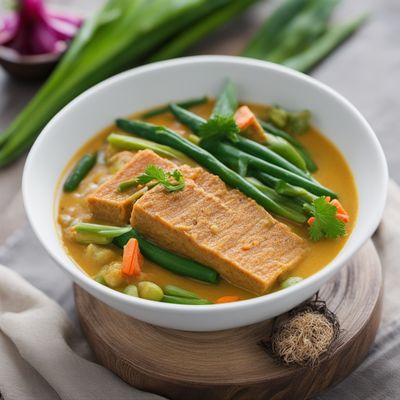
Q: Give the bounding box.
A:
[0,180,399,400]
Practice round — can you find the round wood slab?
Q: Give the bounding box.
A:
[75,240,382,400]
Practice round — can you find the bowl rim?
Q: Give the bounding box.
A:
[22,55,388,313]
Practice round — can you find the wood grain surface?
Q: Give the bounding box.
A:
[75,240,382,400]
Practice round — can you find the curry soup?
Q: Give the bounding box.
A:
[57,99,357,304]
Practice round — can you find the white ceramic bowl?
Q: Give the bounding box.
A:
[23,56,388,331]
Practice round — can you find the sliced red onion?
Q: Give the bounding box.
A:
[0,0,82,56]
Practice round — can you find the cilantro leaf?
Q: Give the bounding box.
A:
[198,115,240,143]
[118,164,185,193]
[308,197,346,241]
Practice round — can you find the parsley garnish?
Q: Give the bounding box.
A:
[309,197,346,241]
[198,115,240,143]
[118,164,185,193]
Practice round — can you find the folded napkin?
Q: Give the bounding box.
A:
[0,265,166,400]
[0,180,399,400]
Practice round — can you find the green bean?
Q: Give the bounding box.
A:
[162,295,212,305]
[207,141,336,198]
[275,180,317,203]
[265,135,307,171]
[138,282,164,301]
[283,16,367,73]
[170,104,308,173]
[211,78,238,117]
[141,96,208,119]
[260,120,318,172]
[234,136,310,178]
[116,119,306,223]
[63,153,97,192]
[241,0,310,58]
[169,103,205,134]
[107,133,189,161]
[251,170,279,188]
[164,285,200,299]
[246,177,305,212]
[113,229,219,284]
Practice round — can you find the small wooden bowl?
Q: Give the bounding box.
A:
[0,46,62,80]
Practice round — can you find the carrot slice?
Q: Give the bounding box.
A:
[122,238,142,276]
[234,105,254,130]
[234,105,267,143]
[307,216,316,225]
[336,213,350,223]
[330,199,348,216]
[216,295,240,304]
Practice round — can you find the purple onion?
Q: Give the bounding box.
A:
[0,0,82,56]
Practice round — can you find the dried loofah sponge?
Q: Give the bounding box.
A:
[260,299,340,367]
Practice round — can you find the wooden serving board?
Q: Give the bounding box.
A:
[75,240,382,400]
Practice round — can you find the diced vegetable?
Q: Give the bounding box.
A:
[281,276,303,289]
[113,229,219,284]
[138,281,164,301]
[122,239,142,277]
[116,119,307,223]
[234,105,268,143]
[141,96,208,119]
[162,295,212,305]
[268,106,311,135]
[63,153,97,192]
[164,285,200,299]
[85,244,116,265]
[123,284,139,297]
[107,133,189,161]
[216,295,240,303]
[102,262,125,288]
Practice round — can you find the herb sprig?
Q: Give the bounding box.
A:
[308,197,346,240]
[198,115,240,143]
[118,164,185,193]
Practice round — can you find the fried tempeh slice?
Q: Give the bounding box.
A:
[131,167,307,295]
[87,150,176,224]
